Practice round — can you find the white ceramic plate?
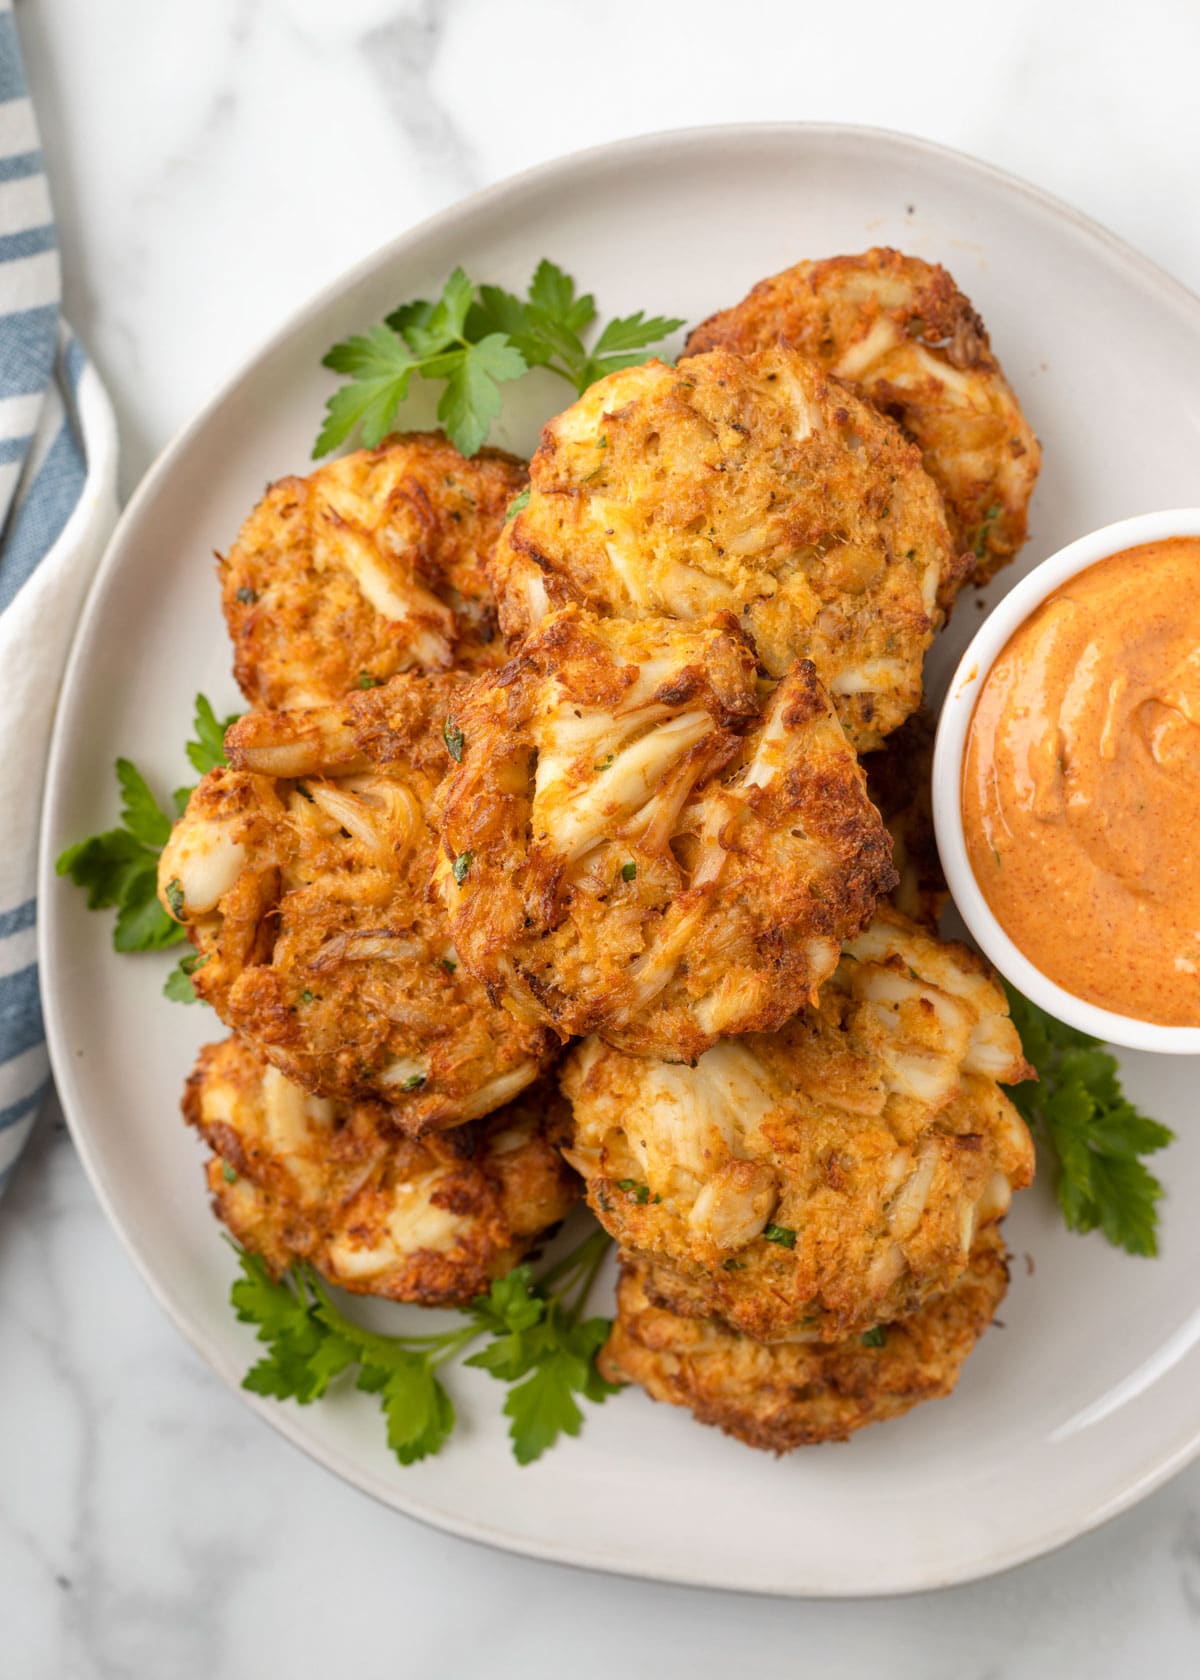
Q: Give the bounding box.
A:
[39,124,1200,1597]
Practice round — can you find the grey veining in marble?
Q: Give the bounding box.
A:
[359,1,482,202]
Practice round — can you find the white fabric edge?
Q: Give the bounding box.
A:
[0,355,119,1178]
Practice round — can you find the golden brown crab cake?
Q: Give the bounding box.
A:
[863,712,946,929]
[560,907,1033,1342]
[433,605,895,1060]
[600,1226,1009,1451]
[185,1037,578,1306]
[488,346,957,750]
[685,249,1041,586]
[157,672,555,1130]
[220,432,526,709]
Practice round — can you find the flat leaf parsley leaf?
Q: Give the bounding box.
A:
[438,334,527,459]
[57,695,241,991]
[315,259,684,460]
[465,1229,621,1465]
[230,1226,620,1468]
[499,1318,615,1467]
[56,758,184,954]
[186,693,241,778]
[163,950,211,1005]
[469,259,685,394]
[1005,985,1174,1256]
[315,323,421,459]
[315,266,526,460]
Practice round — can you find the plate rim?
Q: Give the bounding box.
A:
[36,120,1200,1599]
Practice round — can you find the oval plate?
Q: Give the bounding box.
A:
[38,124,1200,1597]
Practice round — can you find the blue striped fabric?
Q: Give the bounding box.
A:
[0,0,96,1195]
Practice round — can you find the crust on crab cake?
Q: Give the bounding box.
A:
[433,605,895,1059]
[220,432,526,709]
[599,1226,1009,1451]
[863,711,946,929]
[685,249,1040,586]
[157,671,555,1129]
[487,346,957,750]
[561,906,1033,1342]
[185,1036,577,1306]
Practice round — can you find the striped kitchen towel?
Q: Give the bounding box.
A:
[0,1,118,1194]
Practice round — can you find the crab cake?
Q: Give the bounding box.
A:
[186,1036,578,1306]
[433,605,895,1060]
[864,712,946,929]
[560,907,1033,1342]
[488,346,957,749]
[158,672,555,1129]
[685,249,1040,586]
[600,1226,1009,1451]
[220,432,526,709]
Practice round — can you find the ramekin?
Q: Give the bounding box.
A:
[932,508,1200,1054]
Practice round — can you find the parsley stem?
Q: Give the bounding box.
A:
[543,361,580,390]
[565,1234,610,1329]
[535,1225,610,1296]
[307,1270,472,1358]
[535,1227,612,1328]
[429,1324,486,1370]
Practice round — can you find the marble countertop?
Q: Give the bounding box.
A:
[5,0,1200,1673]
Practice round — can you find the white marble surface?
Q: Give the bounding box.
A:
[5,0,1200,1672]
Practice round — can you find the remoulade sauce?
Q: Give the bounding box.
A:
[962,536,1200,1027]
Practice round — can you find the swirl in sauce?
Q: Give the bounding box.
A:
[962,537,1200,1026]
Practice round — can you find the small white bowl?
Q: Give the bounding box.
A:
[933,508,1200,1054]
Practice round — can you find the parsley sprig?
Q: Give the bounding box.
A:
[468,260,685,397]
[232,1225,619,1466]
[183,694,240,780]
[55,757,183,954]
[1005,986,1174,1256]
[56,695,240,1000]
[315,259,684,461]
[163,950,212,1004]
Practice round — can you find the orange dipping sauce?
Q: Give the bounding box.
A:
[963,536,1200,1027]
